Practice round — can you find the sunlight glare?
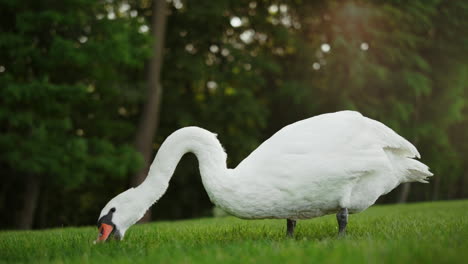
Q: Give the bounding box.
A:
[79,36,88,43]
[107,12,116,20]
[139,25,149,33]
[210,45,219,53]
[279,4,288,13]
[360,42,369,51]
[230,17,242,28]
[207,81,218,90]
[221,48,230,57]
[240,29,255,44]
[173,0,183,9]
[321,43,331,53]
[268,5,278,14]
[313,62,321,70]
[119,3,130,13]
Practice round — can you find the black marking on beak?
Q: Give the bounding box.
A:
[97,207,118,240]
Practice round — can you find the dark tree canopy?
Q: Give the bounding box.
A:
[0,0,467,229]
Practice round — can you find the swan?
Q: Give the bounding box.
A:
[95,110,432,242]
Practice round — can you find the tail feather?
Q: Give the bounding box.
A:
[403,158,433,183]
[365,117,421,158]
[364,116,433,183]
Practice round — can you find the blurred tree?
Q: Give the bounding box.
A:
[415,0,468,201]
[275,0,468,203]
[0,0,150,228]
[132,0,168,223]
[134,0,287,220]
[0,0,467,229]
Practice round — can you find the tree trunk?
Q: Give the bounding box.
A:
[15,175,41,229]
[131,0,168,222]
[398,183,411,203]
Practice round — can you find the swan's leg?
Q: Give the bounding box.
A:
[336,208,348,236]
[286,219,296,237]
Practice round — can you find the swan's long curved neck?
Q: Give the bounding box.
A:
[135,127,231,211]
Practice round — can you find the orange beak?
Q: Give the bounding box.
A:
[95,223,114,243]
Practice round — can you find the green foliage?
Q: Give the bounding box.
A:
[1,200,467,263]
[0,0,467,228]
[148,0,292,219]
[0,0,150,227]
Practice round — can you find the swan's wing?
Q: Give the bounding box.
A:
[234,111,419,183]
[230,111,431,217]
[362,116,420,158]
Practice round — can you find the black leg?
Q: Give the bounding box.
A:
[336,208,348,236]
[287,219,296,237]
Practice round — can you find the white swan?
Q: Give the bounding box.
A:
[95,111,432,242]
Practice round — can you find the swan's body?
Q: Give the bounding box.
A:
[96,111,432,241]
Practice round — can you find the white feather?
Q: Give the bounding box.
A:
[99,110,433,238]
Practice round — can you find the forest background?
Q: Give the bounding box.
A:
[0,0,467,230]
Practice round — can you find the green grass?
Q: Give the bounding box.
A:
[1,200,467,264]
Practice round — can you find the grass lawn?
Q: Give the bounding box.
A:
[1,200,467,263]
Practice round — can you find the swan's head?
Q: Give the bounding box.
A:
[95,188,148,243]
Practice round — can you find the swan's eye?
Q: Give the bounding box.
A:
[110,207,116,213]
